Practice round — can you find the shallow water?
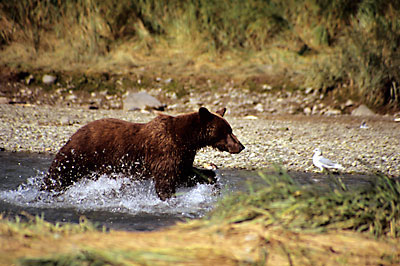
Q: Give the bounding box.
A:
[0,151,374,231]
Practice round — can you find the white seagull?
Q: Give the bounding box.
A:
[313,148,344,172]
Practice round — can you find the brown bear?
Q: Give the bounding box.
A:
[41,107,244,200]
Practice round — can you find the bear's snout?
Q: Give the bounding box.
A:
[214,133,245,154]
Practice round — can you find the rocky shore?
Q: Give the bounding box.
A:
[0,103,399,177]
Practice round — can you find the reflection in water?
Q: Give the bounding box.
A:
[0,151,373,231]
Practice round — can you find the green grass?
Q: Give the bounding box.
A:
[210,171,400,237]
[0,0,400,109]
[2,212,103,236]
[1,172,400,265]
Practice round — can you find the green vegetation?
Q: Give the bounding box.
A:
[1,0,400,108]
[2,212,102,235]
[211,172,400,237]
[2,173,400,265]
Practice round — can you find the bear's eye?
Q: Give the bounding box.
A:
[222,124,232,135]
[219,126,231,137]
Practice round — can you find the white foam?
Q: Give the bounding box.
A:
[0,172,221,218]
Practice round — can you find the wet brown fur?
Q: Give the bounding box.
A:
[42,107,244,200]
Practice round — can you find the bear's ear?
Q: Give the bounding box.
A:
[216,108,226,117]
[199,107,212,120]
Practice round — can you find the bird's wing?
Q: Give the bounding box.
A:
[318,156,338,167]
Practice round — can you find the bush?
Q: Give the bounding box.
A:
[0,0,399,109]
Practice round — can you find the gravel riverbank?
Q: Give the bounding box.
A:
[0,104,399,177]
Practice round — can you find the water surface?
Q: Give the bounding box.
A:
[0,151,373,231]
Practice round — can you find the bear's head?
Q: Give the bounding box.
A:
[199,107,245,154]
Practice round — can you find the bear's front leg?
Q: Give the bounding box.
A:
[154,177,177,201]
[184,167,217,187]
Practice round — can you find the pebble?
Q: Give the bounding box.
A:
[254,103,264,112]
[0,104,399,177]
[303,107,312,115]
[0,97,8,104]
[324,108,341,116]
[42,74,57,84]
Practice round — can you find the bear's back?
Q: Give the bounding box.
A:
[69,118,144,152]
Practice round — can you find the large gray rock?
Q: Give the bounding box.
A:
[123,91,165,111]
[351,104,376,116]
[42,74,57,84]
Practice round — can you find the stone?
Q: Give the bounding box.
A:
[351,104,376,116]
[42,74,57,84]
[244,115,258,120]
[324,108,342,116]
[344,99,354,107]
[254,103,264,112]
[0,97,8,104]
[262,84,272,91]
[305,87,313,94]
[25,74,34,85]
[312,105,319,115]
[123,91,165,111]
[66,94,77,101]
[303,107,312,115]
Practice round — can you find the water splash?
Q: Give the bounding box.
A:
[0,172,222,218]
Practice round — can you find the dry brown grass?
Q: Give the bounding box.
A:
[2,0,399,109]
[1,216,399,265]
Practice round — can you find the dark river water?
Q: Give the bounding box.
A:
[0,151,374,231]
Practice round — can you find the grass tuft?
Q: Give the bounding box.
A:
[210,172,400,237]
[1,171,400,265]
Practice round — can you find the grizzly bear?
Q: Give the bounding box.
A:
[42,107,244,200]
